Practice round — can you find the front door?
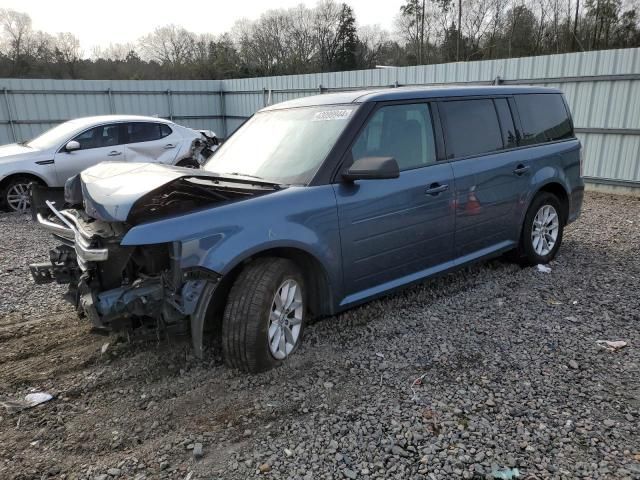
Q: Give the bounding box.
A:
[54,123,125,184]
[334,102,455,306]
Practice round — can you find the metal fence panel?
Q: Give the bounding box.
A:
[1,48,639,185]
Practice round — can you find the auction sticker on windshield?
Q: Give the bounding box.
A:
[313,109,353,121]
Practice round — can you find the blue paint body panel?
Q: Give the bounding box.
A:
[118,86,584,315]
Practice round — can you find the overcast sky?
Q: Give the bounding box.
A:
[3,0,403,54]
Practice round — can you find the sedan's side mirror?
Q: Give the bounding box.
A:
[65,140,80,152]
[342,156,400,182]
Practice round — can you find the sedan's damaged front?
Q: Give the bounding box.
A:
[29,162,282,356]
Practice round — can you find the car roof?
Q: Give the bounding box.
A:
[65,115,173,126]
[261,85,562,111]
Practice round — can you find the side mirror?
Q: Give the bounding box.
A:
[65,140,80,152]
[342,156,399,182]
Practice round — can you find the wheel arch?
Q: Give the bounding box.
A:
[220,246,334,319]
[0,172,49,190]
[534,181,570,225]
[190,246,334,359]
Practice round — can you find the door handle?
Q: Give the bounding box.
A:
[107,151,122,156]
[513,164,530,175]
[425,183,449,195]
[164,144,176,149]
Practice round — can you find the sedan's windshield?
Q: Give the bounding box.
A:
[204,105,357,184]
[27,120,84,150]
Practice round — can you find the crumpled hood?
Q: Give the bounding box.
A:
[78,162,276,224]
[80,162,204,222]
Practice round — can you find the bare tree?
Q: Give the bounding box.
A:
[139,25,196,66]
[0,8,33,73]
[53,32,82,77]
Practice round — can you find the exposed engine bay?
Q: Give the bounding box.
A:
[29,165,282,352]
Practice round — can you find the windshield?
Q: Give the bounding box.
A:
[27,120,84,150]
[203,105,357,184]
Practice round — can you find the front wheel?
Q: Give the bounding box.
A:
[222,258,306,372]
[1,176,41,213]
[517,192,565,265]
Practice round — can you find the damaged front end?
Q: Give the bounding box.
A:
[30,198,212,340]
[28,163,279,355]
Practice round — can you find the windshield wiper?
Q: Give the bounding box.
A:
[221,172,286,189]
[226,172,266,180]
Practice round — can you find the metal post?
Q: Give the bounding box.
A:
[107,88,115,114]
[219,88,227,139]
[262,88,267,108]
[3,88,17,142]
[167,89,173,121]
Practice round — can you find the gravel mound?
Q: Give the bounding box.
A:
[0,192,638,479]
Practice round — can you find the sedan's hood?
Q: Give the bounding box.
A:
[0,143,41,164]
[78,162,277,224]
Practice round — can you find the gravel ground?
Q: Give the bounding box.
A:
[0,192,639,480]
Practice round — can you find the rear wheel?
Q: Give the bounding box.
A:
[516,192,565,265]
[1,176,42,213]
[222,258,306,372]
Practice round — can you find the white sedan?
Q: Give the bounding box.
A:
[0,115,216,212]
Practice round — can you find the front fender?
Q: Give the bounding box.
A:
[121,185,343,299]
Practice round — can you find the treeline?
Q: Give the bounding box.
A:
[1,0,639,80]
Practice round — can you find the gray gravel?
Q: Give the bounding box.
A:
[0,212,73,320]
[0,192,639,480]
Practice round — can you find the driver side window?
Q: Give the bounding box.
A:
[351,103,436,172]
[72,124,122,150]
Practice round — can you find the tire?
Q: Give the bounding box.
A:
[222,257,306,372]
[515,192,565,266]
[1,176,42,213]
[176,158,200,169]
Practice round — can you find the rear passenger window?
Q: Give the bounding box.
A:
[127,122,172,143]
[439,99,503,158]
[514,94,573,145]
[351,103,436,171]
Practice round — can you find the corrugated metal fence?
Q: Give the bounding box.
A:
[2,47,639,187]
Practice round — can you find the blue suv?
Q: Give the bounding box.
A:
[31,86,584,372]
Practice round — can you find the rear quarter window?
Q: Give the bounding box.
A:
[514,94,573,145]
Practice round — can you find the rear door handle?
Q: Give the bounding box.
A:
[513,164,530,175]
[107,151,122,156]
[164,144,176,149]
[425,183,449,195]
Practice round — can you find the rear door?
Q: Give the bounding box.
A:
[438,97,528,260]
[334,102,455,306]
[54,123,125,184]
[124,122,181,164]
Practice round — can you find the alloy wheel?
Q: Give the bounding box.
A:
[268,279,303,360]
[531,204,559,256]
[6,182,31,213]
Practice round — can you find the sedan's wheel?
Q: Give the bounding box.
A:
[2,177,38,213]
[518,192,565,265]
[222,257,306,372]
